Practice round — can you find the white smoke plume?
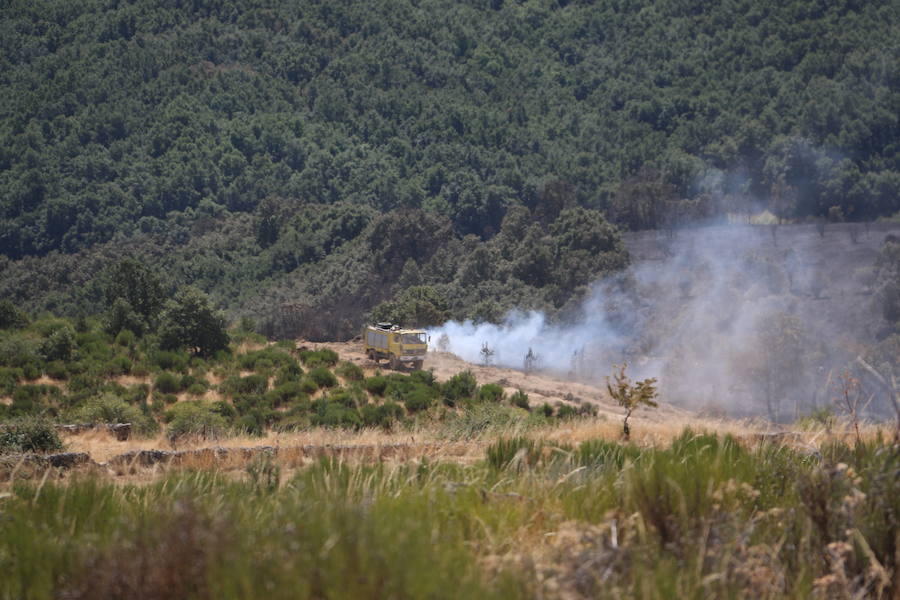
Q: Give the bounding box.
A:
[429,223,898,420]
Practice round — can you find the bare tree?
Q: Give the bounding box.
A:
[480,341,495,366]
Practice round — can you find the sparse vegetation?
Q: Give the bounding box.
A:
[3,431,899,599]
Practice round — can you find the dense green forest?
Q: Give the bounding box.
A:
[1,0,898,336]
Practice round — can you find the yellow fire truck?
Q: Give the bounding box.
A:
[363,323,428,370]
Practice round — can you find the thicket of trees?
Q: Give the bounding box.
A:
[1,0,898,336]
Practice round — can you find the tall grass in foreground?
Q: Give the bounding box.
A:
[1,430,898,599]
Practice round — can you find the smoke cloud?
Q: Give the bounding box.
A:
[429,223,895,420]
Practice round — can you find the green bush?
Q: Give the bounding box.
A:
[299,348,339,368]
[555,404,577,419]
[44,361,69,380]
[103,356,132,376]
[362,375,388,396]
[510,389,529,410]
[0,417,62,454]
[230,374,269,395]
[335,361,364,381]
[154,372,182,394]
[0,367,22,395]
[442,371,477,406]
[0,300,28,330]
[187,382,208,396]
[274,361,304,385]
[165,402,228,441]
[239,347,295,372]
[309,367,338,389]
[311,400,361,429]
[266,382,306,407]
[39,326,76,362]
[152,350,190,372]
[114,329,136,347]
[0,333,39,368]
[22,362,42,381]
[210,401,237,421]
[11,384,61,415]
[361,402,404,428]
[539,403,554,418]
[124,384,150,405]
[402,387,434,413]
[477,383,505,403]
[74,393,157,435]
[297,377,319,394]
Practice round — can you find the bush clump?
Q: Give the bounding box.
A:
[165,402,228,441]
[299,348,339,369]
[0,418,63,454]
[335,361,364,381]
[442,371,477,406]
[361,402,404,428]
[308,367,338,389]
[154,372,182,394]
[311,400,361,429]
[510,389,529,410]
[74,393,157,435]
[362,375,388,396]
[477,383,505,403]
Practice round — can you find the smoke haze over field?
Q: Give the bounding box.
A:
[429,223,900,420]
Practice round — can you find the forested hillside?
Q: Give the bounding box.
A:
[1,0,898,336]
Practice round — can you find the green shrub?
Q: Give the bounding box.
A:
[74,393,157,435]
[152,350,190,372]
[39,326,76,362]
[158,393,178,405]
[165,402,228,441]
[0,417,62,454]
[239,347,295,372]
[335,361,364,381]
[266,382,306,407]
[274,361,304,385]
[299,348,339,368]
[124,384,150,405]
[361,402,404,428]
[0,367,22,395]
[555,404,577,419]
[442,371,477,406]
[539,403,554,418]
[363,375,388,396]
[402,387,434,413]
[114,329,136,347]
[311,400,361,429]
[228,374,269,395]
[0,333,39,368]
[44,361,69,380]
[11,384,61,415]
[187,382,207,396]
[309,367,338,389]
[297,377,319,394]
[211,400,237,421]
[0,300,28,329]
[510,389,529,410]
[154,372,182,394]
[22,362,42,381]
[477,383,505,403]
[327,387,362,409]
[103,356,132,376]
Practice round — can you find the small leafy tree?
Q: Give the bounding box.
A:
[158,287,229,357]
[606,363,658,439]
